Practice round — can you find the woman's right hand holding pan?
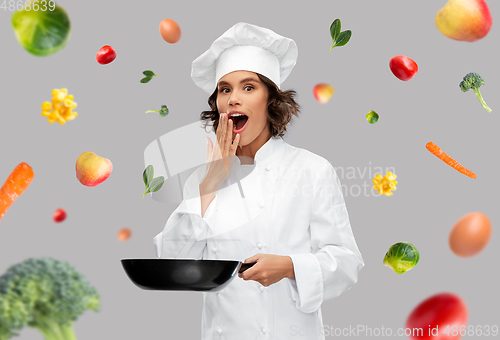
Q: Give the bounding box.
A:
[200,113,240,198]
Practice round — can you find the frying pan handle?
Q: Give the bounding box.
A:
[238,262,256,273]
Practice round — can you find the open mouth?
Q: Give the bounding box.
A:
[229,113,249,133]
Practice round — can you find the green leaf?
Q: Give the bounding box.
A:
[143,165,154,186]
[334,30,352,47]
[149,177,165,193]
[140,76,152,83]
[329,19,341,43]
[328,18,352,51]
[143,70,156,77]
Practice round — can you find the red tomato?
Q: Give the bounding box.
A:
[406,293,468,340]
[389,55,418,81]
[96,45,117,65]
[53,208,67,223]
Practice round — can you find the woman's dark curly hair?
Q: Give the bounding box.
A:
[200,73,300,138]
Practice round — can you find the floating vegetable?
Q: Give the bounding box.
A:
[0,257,100,340]
[11,3,71,56]
[366,110,379,124]
[52,208,67,223]
[96,45,116,65]
[406,293,468,340]
[426,142,476,178]
[0,162,34,222]
[328,18,352,51]
[459,72,491,113]
[41,88,78,125]
[372,171,397,196]
[383,242,420,274]
[146,105,169,117]
[389,55,418,81]
[142,165,165,198]
[140,70,158,83]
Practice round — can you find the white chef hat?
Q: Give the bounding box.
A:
[191,22,298,94]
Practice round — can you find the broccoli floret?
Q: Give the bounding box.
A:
[459,72,492,113]
[0,258,100,340]
[145,105,169,117]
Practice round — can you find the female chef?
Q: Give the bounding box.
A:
[154,22,364,340]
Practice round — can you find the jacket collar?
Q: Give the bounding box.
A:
[236,137,285,169]
[255,137,284,166]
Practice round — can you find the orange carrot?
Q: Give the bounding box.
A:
[426,142,476,179]
[0,162,35,221]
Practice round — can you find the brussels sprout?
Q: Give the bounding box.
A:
[366,110,379,124]
[383,242,420,274]
[11,4,71,56]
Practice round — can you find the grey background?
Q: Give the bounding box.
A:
[1,0,498,339]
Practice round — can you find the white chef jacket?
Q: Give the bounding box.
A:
[154,136,364,340]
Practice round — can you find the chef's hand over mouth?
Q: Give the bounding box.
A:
[201,113,240,195]
[238,254,295,287]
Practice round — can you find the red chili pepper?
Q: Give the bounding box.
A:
[96,45,117,65]
[389,55,418,81]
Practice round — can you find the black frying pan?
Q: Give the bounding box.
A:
[121,259,256,292]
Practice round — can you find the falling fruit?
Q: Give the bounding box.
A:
[435,0,492,42]
[406,293,468,340]
[75,151,113,187]
[95,45,117,65]
[53,208,67,223]
[389,55,418,81]
[313,83,335,103]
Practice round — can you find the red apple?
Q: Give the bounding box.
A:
[75,151,113,187]
[435,0,492,42]
[313,83,335,103]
